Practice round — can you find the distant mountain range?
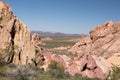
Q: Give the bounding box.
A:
[31,31,87,37]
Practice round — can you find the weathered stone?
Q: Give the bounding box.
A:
[78,53,104,78]
[31,33,45,67]
[90,21,113,41]
[0,2,35,65]
[69,21,120,78]
[31,33,41,46]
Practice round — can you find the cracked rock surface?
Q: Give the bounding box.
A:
[0,2,35,65]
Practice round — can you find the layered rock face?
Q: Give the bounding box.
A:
[69,21,120,78]
[0,2,35,65]
[70,21,120,58]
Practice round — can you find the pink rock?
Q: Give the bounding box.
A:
[79,54,104,78]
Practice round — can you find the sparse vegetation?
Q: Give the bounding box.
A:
[106,66,120,80]
[0,56,120,80]
[51,49,75,58]
[41,36,81,49]
[0,57,102,80]
[0,40,120,80]
[46,60,65,78]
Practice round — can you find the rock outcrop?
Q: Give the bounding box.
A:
[41,21,120,79]
[42,21,120,79]
[70,21,120,58]
[42,51,104,79]
[69,21,120,78]
[31,33,45,67]
[0,2,36,65]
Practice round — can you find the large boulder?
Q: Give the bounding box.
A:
[75,53,104,78]
[0,2,35,65]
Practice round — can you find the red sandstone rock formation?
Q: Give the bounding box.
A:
[41,21,120,79]
[42,51,104,78]
[69,21,120,78]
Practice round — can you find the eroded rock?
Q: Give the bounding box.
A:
[69,21,120,78]
[0,2,36,65]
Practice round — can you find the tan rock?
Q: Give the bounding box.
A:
[90,21,113,41]
[106,53,120,67]
[92,55,110,75]
[70,21,120,58]
[31,33,41,46]
[31,33,45,67]
[0,2,35,65]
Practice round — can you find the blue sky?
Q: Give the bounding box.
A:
[3,0,120,34]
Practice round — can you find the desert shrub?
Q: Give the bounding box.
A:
[8,65,39,80]
[70,73,100,80]
[106,66,120,80]
[0,77,10,80]
[46,60,65,78]
[7,63,17,68]
[0,53,8,79]
[0,63,9,80]
[0,61,102,80]
[70,73,83,80]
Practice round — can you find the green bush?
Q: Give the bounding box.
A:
[106,66,120,80]
[8,65,39,80]
[71,73,83,80]
[70,73,100,80]
[47,60,65,78]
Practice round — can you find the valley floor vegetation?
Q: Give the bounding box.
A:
[0,59,120,80]
[41,36,82,49]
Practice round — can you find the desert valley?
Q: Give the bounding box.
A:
[0,1,120,80]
